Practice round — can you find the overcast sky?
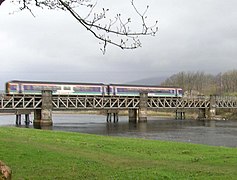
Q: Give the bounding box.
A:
[0,0,237,89]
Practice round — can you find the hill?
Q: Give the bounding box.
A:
[126,76,167,86]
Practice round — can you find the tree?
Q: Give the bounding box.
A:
[0,0,5,5]
[161,70,237,96]
[161,71,217,96]
[0,0,158,53]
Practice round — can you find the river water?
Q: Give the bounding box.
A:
[0,114,237,147]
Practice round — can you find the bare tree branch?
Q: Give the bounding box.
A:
[0,0,5,5]
[1,0,158,53]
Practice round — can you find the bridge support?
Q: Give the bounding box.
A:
[175,110,186,120]
[129,93,148,122]
[15,110,31,126]
[198,108,206,119]
[208,95,216,119]
[129,109,138,122]
[138,92,148,122]
[106,110,119,123]
[15,114,21,125]
[33,90,53,127]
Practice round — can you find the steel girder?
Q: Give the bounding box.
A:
[1,94,237,111]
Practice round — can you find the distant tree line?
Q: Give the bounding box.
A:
[161,70,237,96]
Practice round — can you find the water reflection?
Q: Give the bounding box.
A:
[52,115,237,147]
[0,114,237,147]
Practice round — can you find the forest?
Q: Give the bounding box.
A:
[161,70,237,96]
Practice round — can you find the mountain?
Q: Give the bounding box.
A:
[126,76,167,86]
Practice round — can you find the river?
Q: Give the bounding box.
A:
[0,114,237,147]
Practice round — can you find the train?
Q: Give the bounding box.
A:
[5,80,183,97]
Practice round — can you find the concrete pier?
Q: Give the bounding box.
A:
[128,109,138,122]
[33,90,53,127]
[138,92,148,122]
[128,93,148,122]
[208,95,216,119]
[198,108,206,119]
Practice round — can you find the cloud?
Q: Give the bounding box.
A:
[0,0,237,89]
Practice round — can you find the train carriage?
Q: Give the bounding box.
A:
[5,80,183,97]
[109,84,183,97]
[6,80,106,96]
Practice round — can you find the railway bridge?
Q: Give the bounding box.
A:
[1,90,237,126]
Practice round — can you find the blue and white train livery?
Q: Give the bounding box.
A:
[5,80,183,97]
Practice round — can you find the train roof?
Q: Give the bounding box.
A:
[108,83,182,89]
[7,80,105,86]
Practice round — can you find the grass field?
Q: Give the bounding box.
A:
[0,127,236,179]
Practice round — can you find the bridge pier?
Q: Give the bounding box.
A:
[106,110,119,123]
[208,95,216,119]
[138,92,148,122]
[129,93,148,122]
[33,90,53,127]
[198,108,206,119]
[15,110,31,126]
[15,114,31,126]
[25,114,30,126]
[15,114,21,125]
[175,110,186,120]
[128,109,138,122]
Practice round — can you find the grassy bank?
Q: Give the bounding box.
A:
[0,127,236,179]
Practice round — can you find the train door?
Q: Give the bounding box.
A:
[107,85,114,96]
[19,83,22,93]
[103,85,110,96]
[102,85,105,95]
[176,88,183,97]
[107,85,110,95]
[113,86,116,96]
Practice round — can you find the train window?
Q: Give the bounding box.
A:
[73,86,100,92]
[178,90,183,94]
[43,86,49,90]
[52,86,61,90]
[93,87,101,92]
[63,86,71,90]
[10,85,17,91]
[117,88,124,92]
[73,87,80,91]
[23,85,33,90]
[33,86,43,91]
[44,86,54,90]
[156,89,170,93]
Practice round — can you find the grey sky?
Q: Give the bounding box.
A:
[0,0,237,89]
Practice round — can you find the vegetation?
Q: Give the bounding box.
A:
[0,127,236,179]
[161,70,237,96]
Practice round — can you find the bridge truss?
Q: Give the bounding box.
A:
[0,94,237,111]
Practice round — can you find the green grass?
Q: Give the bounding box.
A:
[0,127,236,179]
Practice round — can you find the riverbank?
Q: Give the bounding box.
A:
[0,127,236,179]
